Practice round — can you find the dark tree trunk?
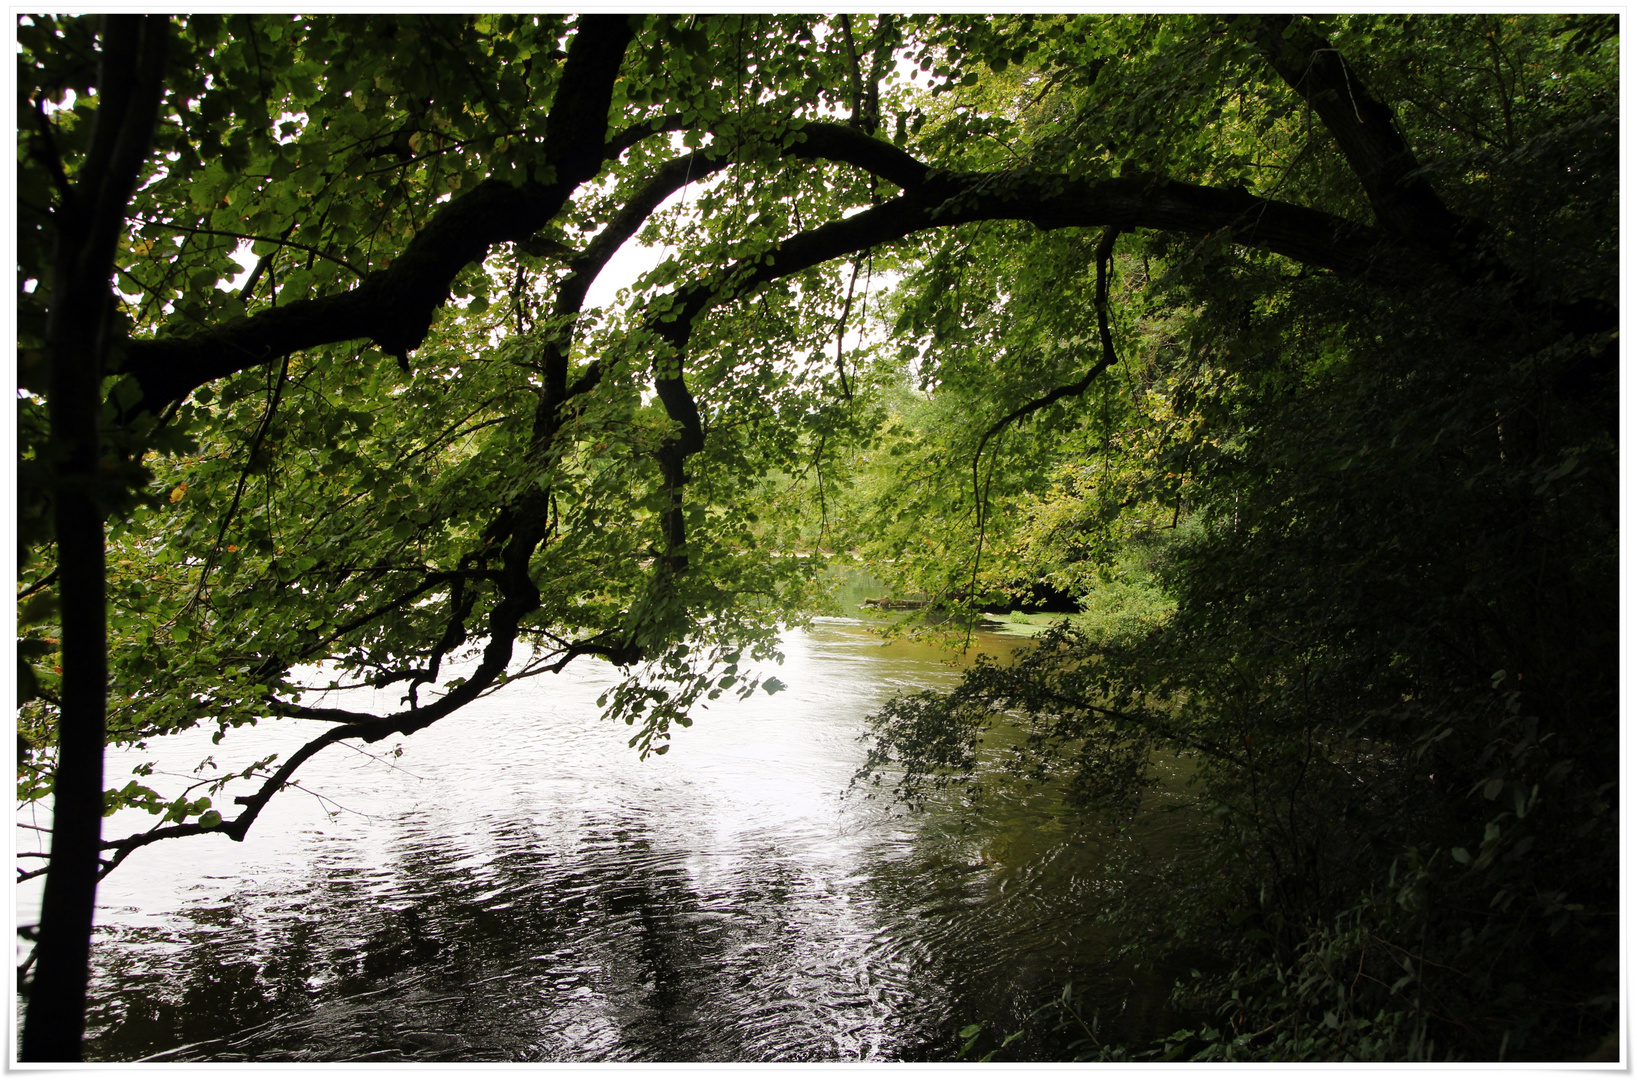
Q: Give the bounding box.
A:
[21,15,168,1061]
[21,354,107,1061]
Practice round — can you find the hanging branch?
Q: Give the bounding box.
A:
[236,221,299,302]
[182,352,292,614]
[833,259,862,400]
[963,425,1008,649]
[961,225,1126,642]
[974,225,1125,454]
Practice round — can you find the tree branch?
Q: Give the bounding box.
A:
[120,15,636,415]
[134,112,1404,422]
[131,217,363,279]
[978,225,1124,447]
[1247,15,1476,257]
[27,98,74,210]
[1245,16,1614,342]
[183,352,291,613]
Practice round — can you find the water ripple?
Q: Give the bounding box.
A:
[59,623,1190,1062]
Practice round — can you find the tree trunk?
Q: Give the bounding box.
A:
[20,15,167,1061]
[20,332,107,1060]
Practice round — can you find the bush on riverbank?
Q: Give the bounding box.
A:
[855,18,1617,1055]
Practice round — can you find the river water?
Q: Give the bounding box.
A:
[20,615,1197,1063]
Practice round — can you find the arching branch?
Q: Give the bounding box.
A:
[119,14,636,415]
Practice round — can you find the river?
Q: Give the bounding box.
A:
[19,613,1198,1063]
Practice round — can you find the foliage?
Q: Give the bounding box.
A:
[15,12,1616,1062]
[851,13,1617,1063]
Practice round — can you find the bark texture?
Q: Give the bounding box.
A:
[23,15,169,1062]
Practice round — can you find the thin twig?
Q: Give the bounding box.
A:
[962,225,1125,642]
[182,351,291,614]
[17,568,58,601]
[833,259,861,400]
[129,216,364,278]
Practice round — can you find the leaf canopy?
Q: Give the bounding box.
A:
[16,13,1617,1060]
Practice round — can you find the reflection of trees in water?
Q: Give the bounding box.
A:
[82,813,931,1061]
[87,945,277,1058]
[80,773,1191,1062]
[83,905,337,1058]
[852,770,1199,1061]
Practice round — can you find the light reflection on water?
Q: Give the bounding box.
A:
[25,618,1192,1062]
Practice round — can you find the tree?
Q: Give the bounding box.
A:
[18,14,171,1060]
[854,14,1616,1062]
[16,13,1615,1060]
